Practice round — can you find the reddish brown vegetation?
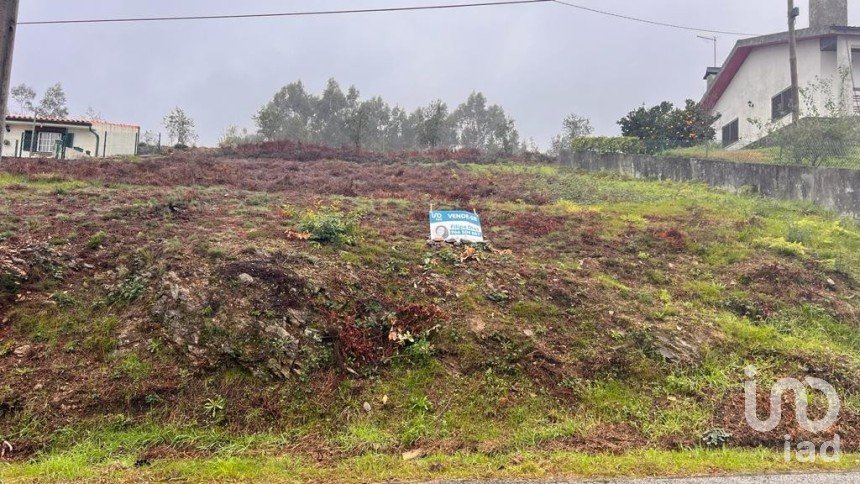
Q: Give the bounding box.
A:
[504,212,567,237]
[1,156,550,205]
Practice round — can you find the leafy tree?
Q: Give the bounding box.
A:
[345,95,390,150]
[618,100,718,152]
[383,106,416,151]
[451,92,520,153]
[489,112,520,155]
[38,83,69,118]
[163,107,197,147]
[255,81,316,142]
[550,113,593,155]
[415,99,455,149]
[314,79,349,146]
[10,84,36,114]
[253,79,520,153]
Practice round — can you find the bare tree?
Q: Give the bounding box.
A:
[10,84,35,114]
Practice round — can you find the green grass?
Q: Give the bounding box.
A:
[2,162,859,481]
[3,448,859,482]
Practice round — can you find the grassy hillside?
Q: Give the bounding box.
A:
[1,151,859,481]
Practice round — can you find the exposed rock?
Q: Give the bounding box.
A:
[13,345,33,359]
[150,262,325,380]
[402,448,426,460]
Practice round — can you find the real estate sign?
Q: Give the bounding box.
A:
[429,210,484,243]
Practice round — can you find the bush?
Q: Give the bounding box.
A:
[298,209,359,244]
[570,136,646,155]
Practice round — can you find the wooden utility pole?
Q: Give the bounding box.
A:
[0,0,18,160]
[788,0,801,123]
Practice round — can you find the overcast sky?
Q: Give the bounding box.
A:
[12,1,860,147]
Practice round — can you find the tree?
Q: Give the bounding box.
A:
[490,115,520,155]
[314,79,349,146]
[10,84,36,114]
[38,83,69,118]
[550,113,594,156]
[383,106,416,151]
[415,99,455,149]
[451,92,520,153]
[255,80,316,142]
[618,100,717,152]
[163,107,197,147]
[83,106,103,121]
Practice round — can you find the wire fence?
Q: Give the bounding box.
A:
[654,139,860,170]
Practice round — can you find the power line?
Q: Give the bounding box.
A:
[18,0,553,26]
[552,0,759,37]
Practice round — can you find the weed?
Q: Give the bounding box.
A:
[115,355,152,382]
[702,428,732,448]
[86,231,107,250]
[203,396,227,419]
[298,208,359,245]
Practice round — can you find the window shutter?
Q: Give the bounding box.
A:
[64,133,75,148]
[22,131,32,151]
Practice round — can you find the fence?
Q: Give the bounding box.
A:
[576,132,860,169]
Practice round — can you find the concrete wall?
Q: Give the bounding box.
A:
[560,151,860,220]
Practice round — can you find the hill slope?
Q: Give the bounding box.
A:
[1,151,859,479]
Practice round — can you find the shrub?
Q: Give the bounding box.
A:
[570,136,646,155]
[298,209,359,245]
[86,231,107,249]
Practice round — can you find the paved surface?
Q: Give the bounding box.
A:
[422,472,860,483]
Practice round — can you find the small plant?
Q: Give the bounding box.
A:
[203,395,226,419]
[115,355,152,382]
[109,275,146,303]
[486,290,509,303]
[146,339,163,354]
[86,231,107,249]
[403,338,434,364]
[297,208,359,245]
[50,291,75,308]
[702,428,732,448]
[408,395,433,414]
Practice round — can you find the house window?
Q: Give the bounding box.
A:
[772,88,794,120]
[35,132,62,153]
[722,119,739,147]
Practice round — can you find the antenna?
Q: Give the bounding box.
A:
[697,34,717,66]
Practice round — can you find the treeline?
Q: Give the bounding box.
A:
[237,79,521,153]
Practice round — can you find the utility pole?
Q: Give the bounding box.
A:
[788,0,801,123]
[0,0,18,160]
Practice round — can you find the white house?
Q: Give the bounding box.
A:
[2,114,140,159]
[702,0,860,149]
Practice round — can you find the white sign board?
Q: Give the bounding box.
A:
[429,210,484,243]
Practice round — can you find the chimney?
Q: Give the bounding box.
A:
[704,67,721,90]
[809,0,848,29]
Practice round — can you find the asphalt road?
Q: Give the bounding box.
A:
[423,472,860,483]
